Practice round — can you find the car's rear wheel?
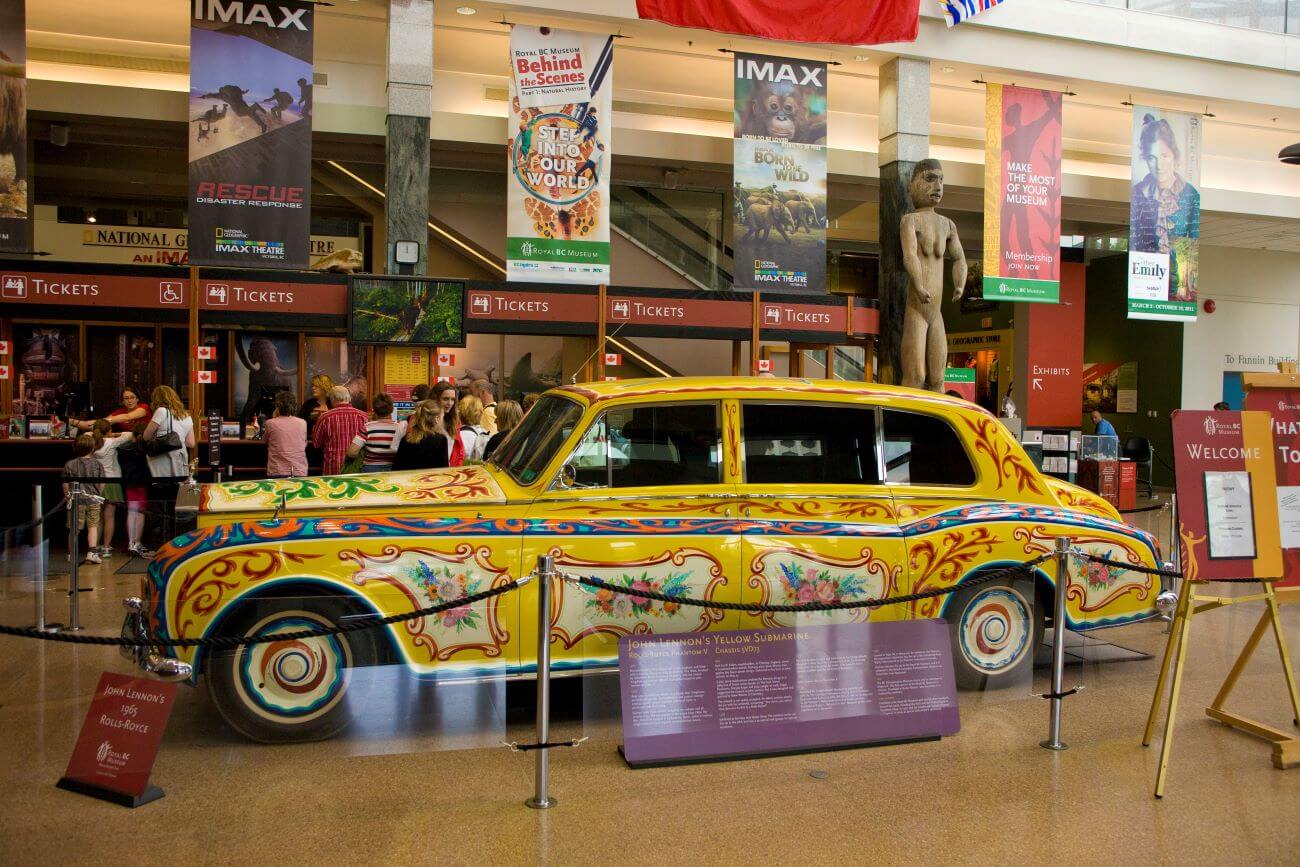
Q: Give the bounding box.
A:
[206,596,380,743]
[945,578,1043,690]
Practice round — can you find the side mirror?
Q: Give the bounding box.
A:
[557,463,577,489]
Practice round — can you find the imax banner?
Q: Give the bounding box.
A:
[0,0,27,254]
[188,0,314,268]
[1127,106,1201,321]
[982,84,1061,303]
[507,26,613,283]
[733,52,827,293]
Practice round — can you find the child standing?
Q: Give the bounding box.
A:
[62,433,105,565]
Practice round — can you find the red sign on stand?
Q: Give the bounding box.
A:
[57,672,178,807]
[1022,261,1084,427]
[1244,388,1300,588]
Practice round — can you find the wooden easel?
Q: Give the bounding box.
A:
[1143,581,1300,797]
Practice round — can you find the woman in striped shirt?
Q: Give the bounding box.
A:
[348,393,400,472]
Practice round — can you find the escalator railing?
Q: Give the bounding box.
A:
[610,184,732,290]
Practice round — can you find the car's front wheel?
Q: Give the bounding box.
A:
[944,578,1043,690]
[206,596,380,743]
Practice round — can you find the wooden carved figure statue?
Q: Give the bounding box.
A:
[900,159,967,391]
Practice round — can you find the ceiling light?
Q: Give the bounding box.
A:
[853,54,870,62]
[940,65,955,73]
[456,6,476,14]
[86,213,96,223]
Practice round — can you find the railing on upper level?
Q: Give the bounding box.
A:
[1074,0,1299,34]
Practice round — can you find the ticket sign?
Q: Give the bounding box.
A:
[1244,387,1300,588]
[57,672,178,807]
[1171,411,1282,581]
[619,621,959,767]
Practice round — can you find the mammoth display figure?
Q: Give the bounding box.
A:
[236,337,297,422]
[900,159,967,391]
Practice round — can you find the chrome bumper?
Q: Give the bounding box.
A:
[120,597,193,681]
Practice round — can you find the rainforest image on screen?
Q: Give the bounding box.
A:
[349,278,465,346]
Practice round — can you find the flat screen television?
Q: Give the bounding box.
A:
[348,276,466,347]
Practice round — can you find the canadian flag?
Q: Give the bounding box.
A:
[437,376,456,385]
[194,369,217,385]
[636,0,917,45]
[196,346,217,360]
[0,364,9,380]
[603,352,622,366]
[437,352,455,366]
[755,359,773,373]
[0,340,10,355]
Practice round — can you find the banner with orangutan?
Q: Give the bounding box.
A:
[733,53,827,294]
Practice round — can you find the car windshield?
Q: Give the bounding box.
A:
[490,395,585,486]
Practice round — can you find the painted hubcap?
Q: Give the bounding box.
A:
[959,587,1031,674]
[234,613,350,723]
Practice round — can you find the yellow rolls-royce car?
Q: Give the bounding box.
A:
[124,377,1162,742]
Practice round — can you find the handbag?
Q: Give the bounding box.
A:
[145,410,183,457]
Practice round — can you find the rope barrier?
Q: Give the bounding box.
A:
[0,500,69,536]
[1069,551,1181,578]
[563,554,1052,614]
[0,579,524,649]
[504,737,588,753]
[1119,504,1168,515]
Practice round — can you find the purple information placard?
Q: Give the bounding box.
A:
[619,621,959,767]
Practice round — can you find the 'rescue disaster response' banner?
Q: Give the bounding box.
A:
[733,53,827,293]
[507,26,613,283]
[1127,106,1201,321]
[188,0,314,269]
[0,0,27,253]
[982,84,1061,303]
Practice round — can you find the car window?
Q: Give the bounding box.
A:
[566,403,721,489]
[882,409,976,486]
[493,395,584,486]
[742,403,881,485]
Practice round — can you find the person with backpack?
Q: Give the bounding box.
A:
[457,395,489,463]
[62,434,105,565]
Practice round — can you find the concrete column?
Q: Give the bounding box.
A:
[384,0,433,275]
[877,58,930,384]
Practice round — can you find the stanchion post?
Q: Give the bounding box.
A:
[67,482,82,632]
[32,485,46,631]
[1041,536,1071,751]
[525,554,557,809]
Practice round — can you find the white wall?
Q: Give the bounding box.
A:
[1181,245,1300,409]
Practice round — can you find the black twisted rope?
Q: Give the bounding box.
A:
[1072,552,1181,578]
[0,581,521,649]
[1119,504,1167,515]
[0,500,69,536]
[567,554,1052,614]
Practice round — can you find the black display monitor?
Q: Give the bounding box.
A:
[348,275,466,347]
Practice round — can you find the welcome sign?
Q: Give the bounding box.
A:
[506,26,613,283]
[982,84,1062,303]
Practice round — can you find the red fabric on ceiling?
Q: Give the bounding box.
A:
[636,0,919,46]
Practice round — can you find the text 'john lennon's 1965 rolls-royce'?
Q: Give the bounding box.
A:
[124,377,1163,742]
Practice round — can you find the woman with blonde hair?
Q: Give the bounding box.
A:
[457,395,489,462]
[142,385,195,480]
[392,400,450,471]
[483,399,521,461]
[299,373,334,432]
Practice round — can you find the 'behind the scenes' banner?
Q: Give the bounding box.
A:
[188,0,314,269]
[0,0,28,254]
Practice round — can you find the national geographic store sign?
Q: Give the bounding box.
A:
[34,207,356,267]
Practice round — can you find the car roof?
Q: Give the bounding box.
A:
[553,376,988,413]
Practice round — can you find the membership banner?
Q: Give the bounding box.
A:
[188,0,314,269]
[0,0,27,254]
[1127,106,1201,321]
[733,53,827,293]
[982,84,1061,303]
[507,26,613,283]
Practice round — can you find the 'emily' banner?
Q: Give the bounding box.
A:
[188,0,314,269]
[982,84,1061,303]
[507,26,613,283]
[1127,106,1201,321]
[733,53,827,293]
[0,0,28,254]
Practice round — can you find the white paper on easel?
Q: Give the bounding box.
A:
[1205,471,1257,560]
[1277,486,1300,549]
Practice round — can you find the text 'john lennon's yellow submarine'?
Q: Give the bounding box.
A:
[125,378,1161,742]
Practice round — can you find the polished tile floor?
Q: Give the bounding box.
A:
[1,531,1298,864]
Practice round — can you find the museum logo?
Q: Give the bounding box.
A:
[95,740,131,768]
[1202,417,1241,437]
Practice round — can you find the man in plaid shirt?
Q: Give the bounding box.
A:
[312,386,368,475]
